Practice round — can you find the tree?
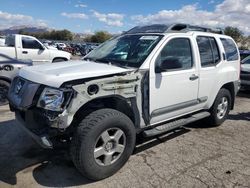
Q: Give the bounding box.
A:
[16,29,73,41]
[224,26,243,43]
[88,31,112,43]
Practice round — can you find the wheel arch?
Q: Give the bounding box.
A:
[52,57,68,62]
[0,76,11,84]
[71,95,140,129]
[221,82,235,110]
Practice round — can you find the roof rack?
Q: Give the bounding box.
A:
[168,23,224,34]
[126,23,224,35]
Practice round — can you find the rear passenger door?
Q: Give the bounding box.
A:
[196,36,222,107]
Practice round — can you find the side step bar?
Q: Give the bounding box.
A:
[143,111,210,137]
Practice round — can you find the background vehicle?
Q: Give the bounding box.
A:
[239,50,250,60]
[8,24,240,181]
[0,36,5,46]
[79,43,99,56]
[0,34,71,64]
[240,55,250,90]
[0,54,32,105]
[55,42,67,50]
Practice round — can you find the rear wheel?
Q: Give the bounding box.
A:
[0,80,10,106]
[70,108,136,180]
[207,88,231,126]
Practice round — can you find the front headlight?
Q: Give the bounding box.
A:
[38,87,65,111]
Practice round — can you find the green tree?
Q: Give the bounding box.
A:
[16,29,73,41]
[89,31,112,43]
[224,26,243,43]
[18,29,29,35]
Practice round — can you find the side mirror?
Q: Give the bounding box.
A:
[38,44,45,50]
[155,57,182,73]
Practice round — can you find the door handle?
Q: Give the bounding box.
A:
[22,51,28,54]
[189,74,199,81]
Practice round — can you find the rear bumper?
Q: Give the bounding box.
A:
[15,111,53,149]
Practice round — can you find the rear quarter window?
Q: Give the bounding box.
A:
[220,38,239,61]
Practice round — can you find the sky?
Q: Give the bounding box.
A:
[0,0,250,34]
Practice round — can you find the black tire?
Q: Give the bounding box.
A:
[0,80,10,106]
[52,58,66,63]
[207,88,232,126]
[70,108,136,180]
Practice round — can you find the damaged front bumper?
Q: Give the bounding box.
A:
[15,111,53,148]
[8,77,70,148]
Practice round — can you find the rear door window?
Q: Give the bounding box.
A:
[220,38,239,61]
[196,36,220,67]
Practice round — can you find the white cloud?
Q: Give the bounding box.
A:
[83,29,94,34]
[61,12,88,19]
[208,0,215,4]
[131,0,250,34]
[92,10,124,27]
[74,4,87,8]
[0,11,47,29]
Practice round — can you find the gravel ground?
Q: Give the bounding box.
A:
[0,91,249,188]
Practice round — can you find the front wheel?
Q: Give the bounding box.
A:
[207,88,232,126]
[0,80,10,106]
[70,108,136,180]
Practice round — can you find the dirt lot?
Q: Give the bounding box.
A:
[0,92,250,188]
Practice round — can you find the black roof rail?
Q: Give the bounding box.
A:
[167,23,224,34]
[125,23,224,35]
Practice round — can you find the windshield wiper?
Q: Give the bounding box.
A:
[83,57,96,62]
[96,58,130,69]
[95,58,111,64]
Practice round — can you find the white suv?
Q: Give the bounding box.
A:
[8,24,240,180]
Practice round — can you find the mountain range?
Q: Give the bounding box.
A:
[0,25,50,35]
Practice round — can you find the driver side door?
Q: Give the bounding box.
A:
[19,37,50,65]
[149,37,200,124]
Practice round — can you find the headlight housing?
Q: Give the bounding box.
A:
[37,87,65,111]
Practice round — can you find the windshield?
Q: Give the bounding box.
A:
[243,58,250,64]
[85,34,163,68]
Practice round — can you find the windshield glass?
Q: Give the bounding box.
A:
[243,58,250,64]
[85,34,163,68]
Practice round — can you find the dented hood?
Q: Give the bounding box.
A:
[19,60,134,88]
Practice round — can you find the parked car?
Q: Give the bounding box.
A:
[0,36,5,46]
[0,54,32,105]
[55,43,67,50]
[239,50,250,60]
[79,43,98,56]
[0,34,71,64]
[8,23,240,180]
[63,44,76,55]
[240,55,250,90]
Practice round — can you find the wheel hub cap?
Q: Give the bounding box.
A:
[104,141,115,152]
[94,128,126,166]
[217,97,228,119]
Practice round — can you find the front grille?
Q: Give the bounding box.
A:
[8,77,40,110]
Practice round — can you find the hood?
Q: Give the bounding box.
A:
[19,60,134,88]
[241,64,250,72]
[46,46,58,50]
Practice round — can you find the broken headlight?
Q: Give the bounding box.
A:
[37,87,65,111]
